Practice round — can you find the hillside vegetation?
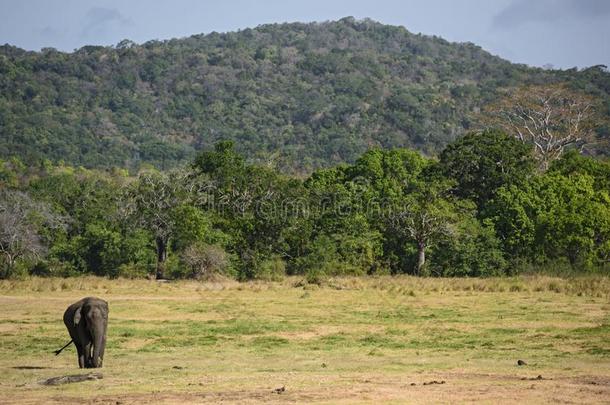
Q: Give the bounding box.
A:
[1,17,609,172]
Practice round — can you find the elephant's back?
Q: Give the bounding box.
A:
[82,297,108,310]
[63,297,108,325]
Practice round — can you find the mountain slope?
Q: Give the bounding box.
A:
[1,17,608,172]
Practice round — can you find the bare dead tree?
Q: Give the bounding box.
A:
[392,210,449,275]
[0,190,65,277]
[119,169,186,279]
[482,84,601,171]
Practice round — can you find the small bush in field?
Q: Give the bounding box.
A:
[306,266,328,285]
[181,243,230,280]
[255,256,286,281]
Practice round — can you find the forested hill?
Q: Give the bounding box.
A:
[1,17,609,172]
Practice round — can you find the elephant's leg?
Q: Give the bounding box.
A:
[75,344,86,369]
[88,306,108,368]
[69,335,86,368]
[65,322,82,368]
[84,342,93,368]
[75,324,92,368]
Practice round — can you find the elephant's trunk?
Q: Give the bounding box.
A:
[91,332,104,367]
[88,308,107,368]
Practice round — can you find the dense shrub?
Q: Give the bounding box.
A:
[430,219,507,277]
[180,243,232,280]
[252,255,286,282]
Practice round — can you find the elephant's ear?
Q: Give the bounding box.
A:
[73,306,82,326]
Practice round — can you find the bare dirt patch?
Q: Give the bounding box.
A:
[12,373,605,404]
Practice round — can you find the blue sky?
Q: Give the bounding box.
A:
[1,0,609,69]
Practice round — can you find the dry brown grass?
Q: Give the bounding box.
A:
[3,274,609,297]
[0,275,608,403]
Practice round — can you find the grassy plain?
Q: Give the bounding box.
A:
[0,275,609,404]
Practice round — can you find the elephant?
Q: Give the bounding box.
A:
[54,297,108,368]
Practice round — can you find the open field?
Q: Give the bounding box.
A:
[1,276,609,404]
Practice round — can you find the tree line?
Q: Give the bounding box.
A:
[2,129,609,281]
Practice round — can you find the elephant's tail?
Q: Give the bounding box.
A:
[53,340,73,356]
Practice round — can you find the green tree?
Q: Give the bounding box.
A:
[30,168,122,235]
[390,179,458,275]
[79,223,122,277]
[192,142,303,279]
[549,150,610,191]
[431,217,506,277]
[488,172,610,269]
[440,129,535,208]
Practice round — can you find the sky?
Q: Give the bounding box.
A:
[0,0,609,69]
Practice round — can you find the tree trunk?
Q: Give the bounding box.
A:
[156,237,167,280]
[1,254,15,279]
[416,242,426,276]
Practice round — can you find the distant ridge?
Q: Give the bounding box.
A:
[1,17,608,172]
